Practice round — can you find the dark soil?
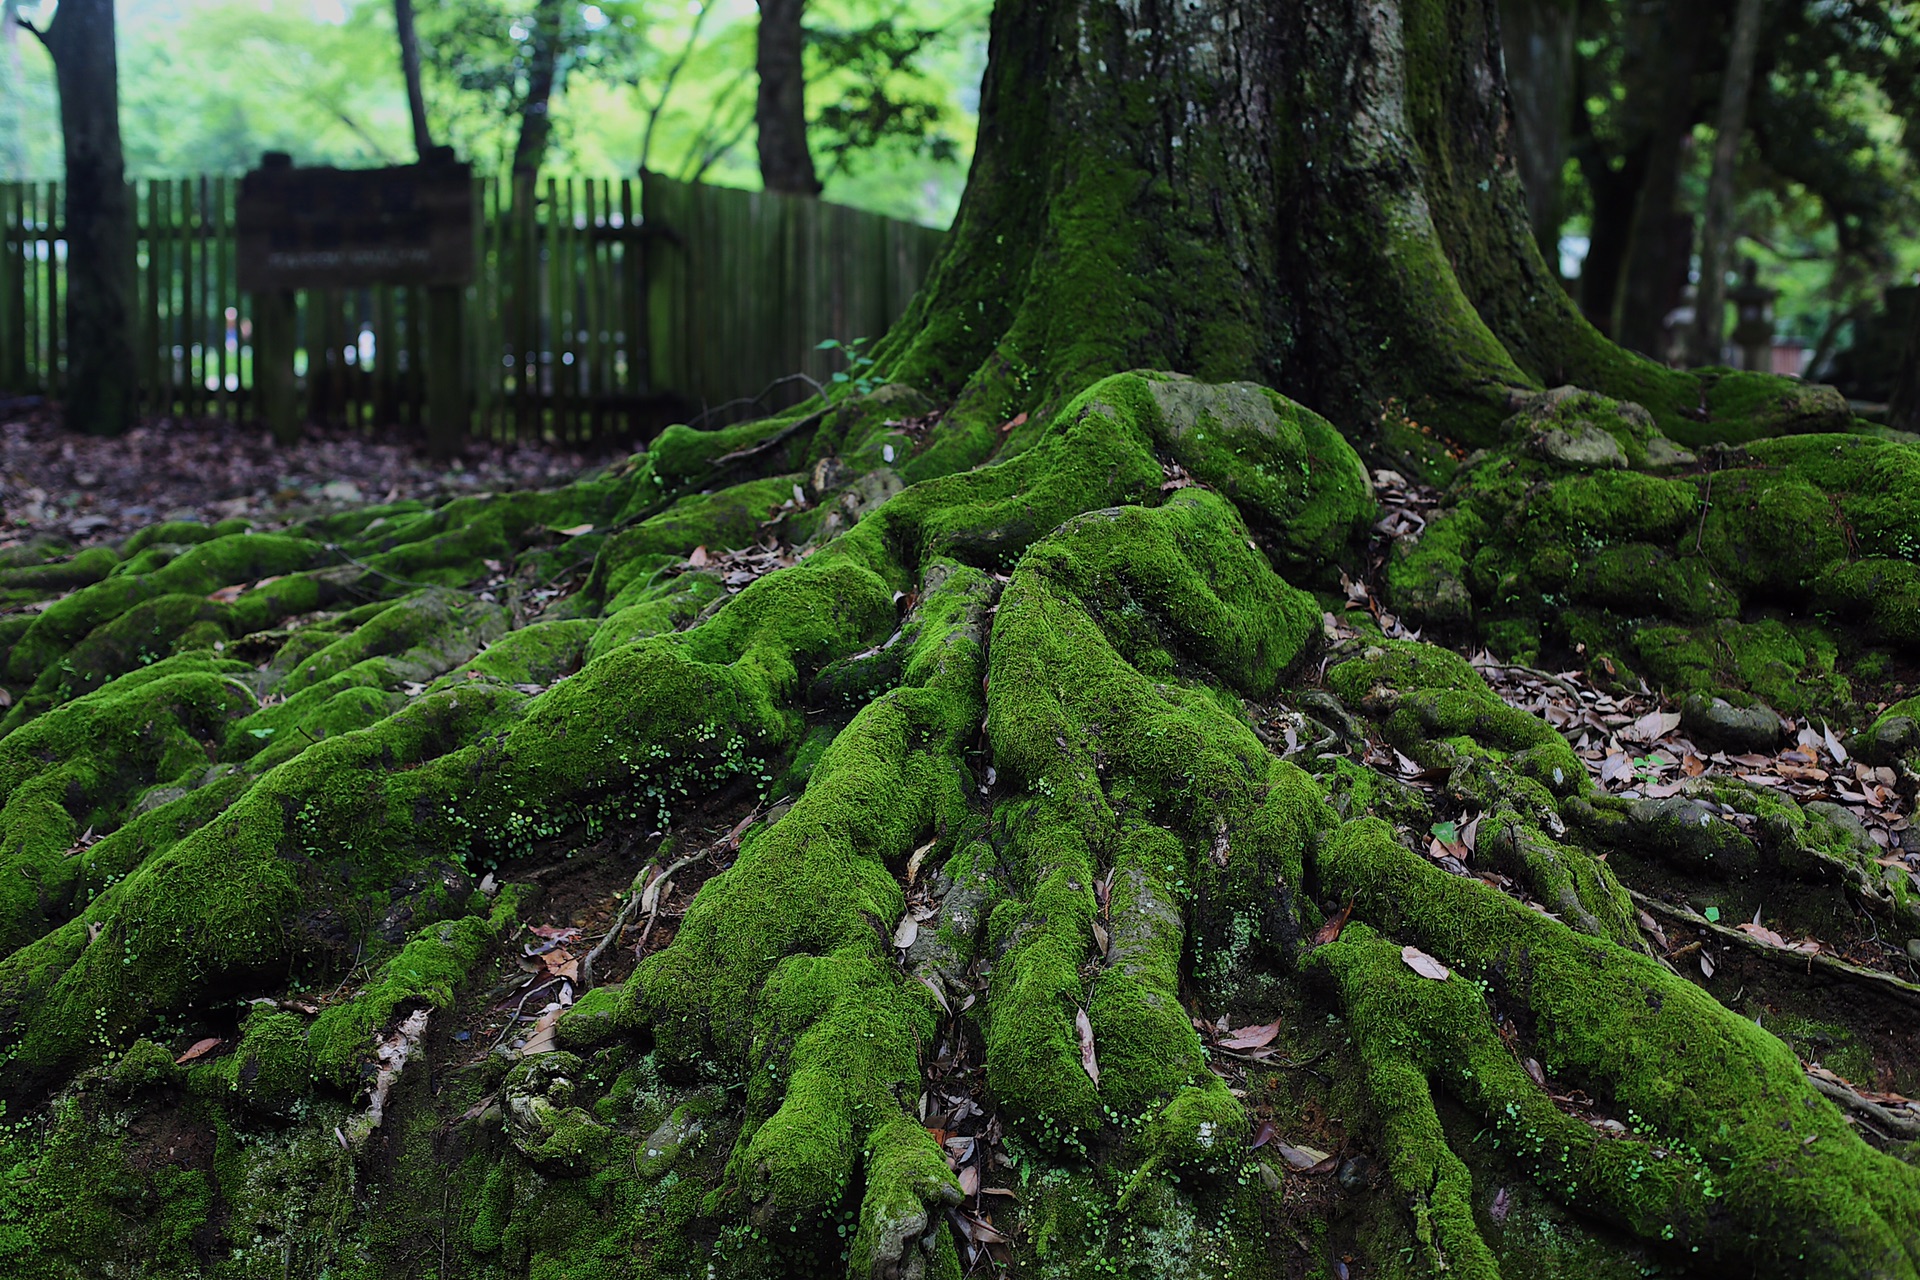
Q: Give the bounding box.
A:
[0,407,632,549]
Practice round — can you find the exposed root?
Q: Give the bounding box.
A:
[0,370,1914,1277]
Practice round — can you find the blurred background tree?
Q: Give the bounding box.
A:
[3,0,985,226]
[1500,0,1920,396]
[0,0,1913,394]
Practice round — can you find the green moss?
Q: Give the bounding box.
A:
[7,534,325,683]
[0,544,118,594]
[586,474,804,606]
[309,901,518,1088]
[1328,641,1581,792]
[1387,433,1918,707]
[1133,373,1374,581]
[1632,617,1849,714]
[0,662,255,951]
[1318,819,1920,1275]
[190,1007,315,1115]
[121,521,221,556]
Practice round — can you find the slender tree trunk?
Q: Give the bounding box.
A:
[510,0,565,182]
[39,0,135,435]
[1611,0,1714,357]
[2,0,24,180]
[754,0,819,195]
[1572,131,1645,336]
[393,0,434,160]
[1691,0,1765,365]
[1498,0,1579,263]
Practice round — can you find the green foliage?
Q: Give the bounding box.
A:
[7,0,987,227]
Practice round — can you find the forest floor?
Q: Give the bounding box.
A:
[7,409,1920,1264]
[0,407,631,549]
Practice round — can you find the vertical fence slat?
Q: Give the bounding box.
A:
[1,187,21,390]
[0,170,946,444]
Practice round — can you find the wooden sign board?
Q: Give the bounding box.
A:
[237,161,474,291]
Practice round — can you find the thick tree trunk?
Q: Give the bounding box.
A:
[754,0,820,195]
[1498,0,1579,262]
[879,0,1843,447]
[393,0,434,159]
[0,2,1902,1278]
[1691,0,1765,365]
[40,0,135,436]
[510,0,564,182]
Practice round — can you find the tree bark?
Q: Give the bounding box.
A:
[754,0,820,195]
[0,2,1898,1276]
[39,0,136,435]
[1498,0,1579,262]
[393,0,434,159]
[510,0,565,182]
[1691,0,1766,365]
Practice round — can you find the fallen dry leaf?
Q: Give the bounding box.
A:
[906,838,935,884]
[1075,1007,1100,1086]
[1402,945,1451,981]
[916,974,951,1015]
[892,916,919,949]
[174,1036,222,1065]
[688,545,709,567]
[557,522,594,537]
[957,1164,980,1196]
[520,1004,561,1056]
[947,1207,1011,1245]
[1311,899,1354,948]
[1273,1142,1333,1171]
[1822,721,1849,765]
[1218,1019,1282,1051]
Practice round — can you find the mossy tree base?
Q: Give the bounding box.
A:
[0,366,1914,1278]
[2,0,1917,1273]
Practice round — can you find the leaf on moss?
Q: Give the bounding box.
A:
[1310,899,1353,948]
[1401,945,1450,980]
[174,1036,222,1064]
[1075,1008,1099,1085]
[906,838,935,884]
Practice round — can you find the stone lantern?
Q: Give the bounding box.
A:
[1728,258,1777,372]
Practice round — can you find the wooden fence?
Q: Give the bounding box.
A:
[0,172,946,441]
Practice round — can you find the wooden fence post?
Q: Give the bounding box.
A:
[253,287,298,444]
[426,283,464,456]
